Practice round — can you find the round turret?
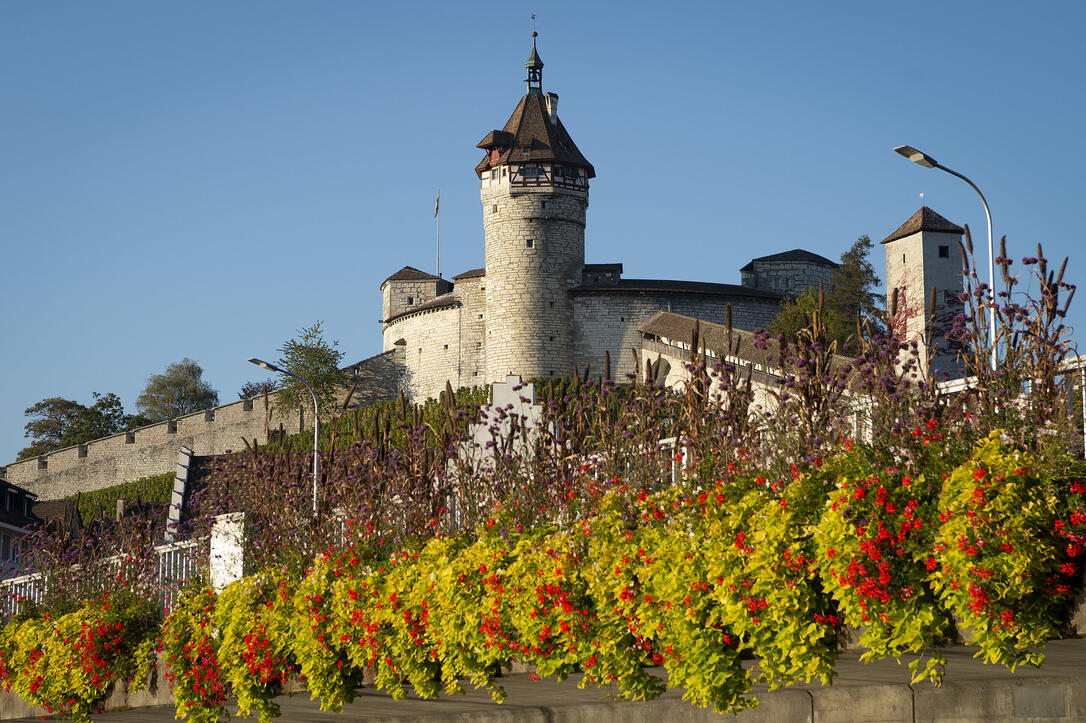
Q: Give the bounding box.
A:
[475,36,594,382]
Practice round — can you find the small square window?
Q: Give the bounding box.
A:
[476,341,482,348]
[549,301,554,308]
[620,316,625,322]
[478,313,483,319]
[938,245,950,258]
[473,371,478,377]
[443,344,448,350]
[490,169,498,179]
[407,296,414,305]
[526,239,533,248]
[549,336,554,341]
[492,204,498,213]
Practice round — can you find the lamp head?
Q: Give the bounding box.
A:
[894,145,938,169]
[248,358,282,373]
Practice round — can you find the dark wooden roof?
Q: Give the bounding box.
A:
[453,268,486,280]
[475,93,594,177]
[583,263,623,274]
[382,294,461,325]
[31,499,81,532]
[881,207,964,244]
[740,249,838,273]
[572,278,784,300]
[382,266,442,284]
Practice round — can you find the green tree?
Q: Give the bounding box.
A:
[19,392,135,459]
[238,379,277,400]
[136,358,220,422]
[273,321,345,422]
[770,235,885,349]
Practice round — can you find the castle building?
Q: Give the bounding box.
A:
[0,36,972,503]
[380,36,838,400]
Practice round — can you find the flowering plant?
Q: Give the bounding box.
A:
[0,590,157,723]
[815,449,950,682]
[160,588,228,723]
[932,434,1086,669]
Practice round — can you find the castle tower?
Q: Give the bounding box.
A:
[881,206,966,377]
[475,33,595,382]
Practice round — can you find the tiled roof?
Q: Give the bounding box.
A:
[382,294,461,325]
[475,93,595,177]
[740,249,838,273]
[382,266,442,285]
[31,499,81,530]
[453,268,486,280]
[639,311,854,369]
[572,278,784,300]
[881,207,964,244]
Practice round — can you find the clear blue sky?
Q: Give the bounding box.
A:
[2,1,1084,465]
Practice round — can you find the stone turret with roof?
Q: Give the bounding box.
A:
[882,206,966,375]
[475,31,594,382]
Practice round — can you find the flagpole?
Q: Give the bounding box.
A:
[435,189,440,278]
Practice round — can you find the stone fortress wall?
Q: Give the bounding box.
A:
[0,350,404,502]
[573,291,782,381]
[741,255,836,297]
[382,276,452,325]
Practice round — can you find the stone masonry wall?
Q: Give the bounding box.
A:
[383,305,467,402]
[573,292,782,381]
[2,351,406,501]
[382,279,445,326]
[884,229,965,376]
[481,170,587,383]
[3,398,303,501]
[454,277,488,386]
[742,260,835,298]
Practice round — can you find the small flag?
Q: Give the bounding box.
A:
[434,190,440,217]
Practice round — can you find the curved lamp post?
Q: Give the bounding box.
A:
[893,145,998,372]
[248,357,320,515]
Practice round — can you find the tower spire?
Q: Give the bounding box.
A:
[525,30,543,95]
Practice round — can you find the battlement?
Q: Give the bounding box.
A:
[1,350,405,501]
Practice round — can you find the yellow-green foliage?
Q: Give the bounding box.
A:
[71,472,174,524]
[0,591,157,723]
[5,434,1086,722]
[932,433,1076,669]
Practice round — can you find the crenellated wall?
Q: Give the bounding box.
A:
[1,350,404,501]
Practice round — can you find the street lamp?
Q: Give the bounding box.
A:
[248,357,320,515]
[893,145,998,372]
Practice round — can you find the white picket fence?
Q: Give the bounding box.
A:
[0,513,245,620]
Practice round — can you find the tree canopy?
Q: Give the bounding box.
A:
[19,392,142,460]
[238,379,278,400]
[273,321,345,421]
[135,358,220,423]
[770,235,885,349]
